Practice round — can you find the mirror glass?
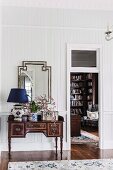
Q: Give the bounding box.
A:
[18,61,51,103]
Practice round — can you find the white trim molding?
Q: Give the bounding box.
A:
[67,43,103,150]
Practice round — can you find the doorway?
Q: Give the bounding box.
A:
[66,44,102,150]
[70,72,99,145]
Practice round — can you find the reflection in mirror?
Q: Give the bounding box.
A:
[18,61,51,103]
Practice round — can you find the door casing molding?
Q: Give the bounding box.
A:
[66,43,103,150]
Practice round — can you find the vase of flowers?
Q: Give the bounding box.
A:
[35,95,58,121]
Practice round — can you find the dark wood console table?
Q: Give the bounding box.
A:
[8,115,64,160]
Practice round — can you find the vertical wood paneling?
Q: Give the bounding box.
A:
[102,44,112,111]
[1,7,113,150]
[110,40,113,111]
[0,6,2,113]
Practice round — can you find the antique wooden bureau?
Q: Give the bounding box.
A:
[8,115,64,159]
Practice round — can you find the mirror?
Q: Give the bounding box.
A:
[18,61,51,103]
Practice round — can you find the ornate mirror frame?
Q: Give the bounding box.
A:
[18,61,51,103]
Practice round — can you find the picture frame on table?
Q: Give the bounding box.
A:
[42,111,58,121]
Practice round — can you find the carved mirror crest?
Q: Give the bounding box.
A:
[18,61,51,103]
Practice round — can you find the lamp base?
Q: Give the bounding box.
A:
[11,104,24,119]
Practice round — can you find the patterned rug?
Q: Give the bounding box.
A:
[8,159,113,170]
[71,130,99,144]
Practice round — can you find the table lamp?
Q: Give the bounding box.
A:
[7,88,28,121]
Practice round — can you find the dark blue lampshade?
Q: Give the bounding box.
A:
[7,88,28,103]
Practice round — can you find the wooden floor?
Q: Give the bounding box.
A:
[1,143,113,170]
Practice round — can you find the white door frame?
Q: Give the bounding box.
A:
[66,44,103,150]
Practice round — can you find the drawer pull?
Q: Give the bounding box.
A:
[29,124,34,127]
[52,129,56,134]
[51,124,57,128]
[15,128,21,131]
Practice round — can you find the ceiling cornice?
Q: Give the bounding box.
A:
[1,0,113,11]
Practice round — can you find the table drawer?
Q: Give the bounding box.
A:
[10,123,25,137]
[26,123,46,130]
[47,123,62,137]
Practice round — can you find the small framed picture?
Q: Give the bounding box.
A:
[42,111,58,121]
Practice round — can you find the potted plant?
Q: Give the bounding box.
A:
[30,101,40,113]
[30,101,41,121]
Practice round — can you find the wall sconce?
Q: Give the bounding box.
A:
[105,25,113,41]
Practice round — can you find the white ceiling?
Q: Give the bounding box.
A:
[1,0,113,11]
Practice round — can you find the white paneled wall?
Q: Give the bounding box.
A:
[0,7,113,151]
[0,5,2,153]
[0,5,2,113]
